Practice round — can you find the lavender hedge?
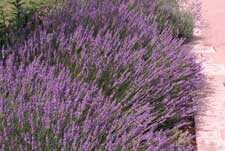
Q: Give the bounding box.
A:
[0,0,203,150]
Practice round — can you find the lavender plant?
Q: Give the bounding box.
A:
[0,55,195,150]
[0,0,203,150]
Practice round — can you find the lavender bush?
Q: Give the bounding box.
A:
[0,56,196,150]
[0,0,203,150]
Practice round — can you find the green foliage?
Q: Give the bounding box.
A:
[156,0,194,41]
[172,10,194,40]
[0,7,8,46]
[0,0,57,47]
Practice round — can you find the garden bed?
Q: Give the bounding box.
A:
[0,0,203,150]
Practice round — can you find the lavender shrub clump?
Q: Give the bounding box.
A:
[0,0,203,150]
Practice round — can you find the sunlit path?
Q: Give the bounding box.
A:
[193,0,225,150]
